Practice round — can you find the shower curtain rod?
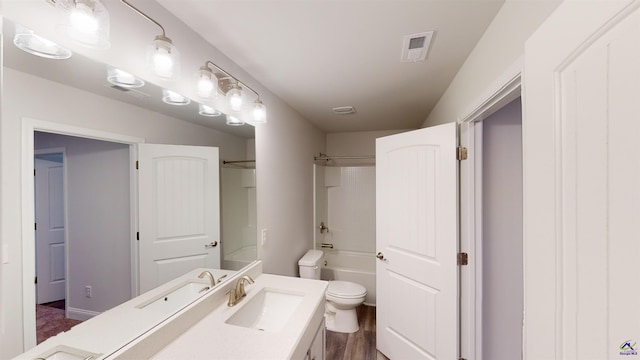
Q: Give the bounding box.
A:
[314,153,375,161]
[222,160,256,165]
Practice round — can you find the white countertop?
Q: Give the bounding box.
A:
[112,269,328,360]
[14,268,237,360]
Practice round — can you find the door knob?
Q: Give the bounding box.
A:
[376,252,385,260]
[205,241,218,248]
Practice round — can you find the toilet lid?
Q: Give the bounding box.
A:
[327,281,367,299]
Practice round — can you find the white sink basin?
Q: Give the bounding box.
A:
[136,281,211,313]
[225,288,304,332]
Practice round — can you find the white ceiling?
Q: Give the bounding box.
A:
[156,0,504,133]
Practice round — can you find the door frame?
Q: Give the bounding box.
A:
[34,147,67,305]
[457,58,522,360]
[21,117,144,349]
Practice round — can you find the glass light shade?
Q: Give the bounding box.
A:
[55,0,110,49]
[196,67,217,99]
[199,104,221,117]
[227,84,243,111]
[107,66,145,88]
[252,100,267,124]
[13,24,72,60]
[147,35,180,80]
[226,115,245,126]
[162,89,190,106]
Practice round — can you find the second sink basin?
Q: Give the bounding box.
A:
[225,288,304,332]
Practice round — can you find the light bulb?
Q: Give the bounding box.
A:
[70,4,99,34]
[147,36,179,80]
[253,100,267,123]
[197,67,217,99]
[228,85,243,111]
[55,0,110,49]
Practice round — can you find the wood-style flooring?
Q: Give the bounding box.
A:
[326,305,389,360]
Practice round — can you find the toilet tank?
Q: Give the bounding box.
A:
[298,249,324,279]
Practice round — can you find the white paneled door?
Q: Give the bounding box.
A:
[138,144,220,293]
[376,123,458,359]
[35,157,66,304]
[523,1,640,357]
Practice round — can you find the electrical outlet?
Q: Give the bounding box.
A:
[261,229,268,245]
[85,285,92,298]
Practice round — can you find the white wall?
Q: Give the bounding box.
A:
[481,98,523,360]
[422,0,561,127]
[327,129,409,157]
[35,132,131,319]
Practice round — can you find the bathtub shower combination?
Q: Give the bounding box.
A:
[314,159,377,306]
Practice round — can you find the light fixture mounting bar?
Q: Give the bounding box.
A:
[204,60,260,99]
[121,0,166,37]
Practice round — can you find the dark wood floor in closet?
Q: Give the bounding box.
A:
[325,305,389,360]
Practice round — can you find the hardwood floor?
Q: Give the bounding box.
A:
[326,305,389,360]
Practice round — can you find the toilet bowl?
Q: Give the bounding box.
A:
[298,249,367,333]
[325,280,367,333]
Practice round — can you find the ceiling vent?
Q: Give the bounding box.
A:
[401,31,434,62]
[332,106,357,115]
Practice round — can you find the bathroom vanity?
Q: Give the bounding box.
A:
[15,261,328,360]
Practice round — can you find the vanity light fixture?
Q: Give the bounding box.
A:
[196,64,218,99]
[199,104,221,117]
[52,0,110,49]
[197,60,267,123]
[107,66,145,88]
[121,0,180,80]
[162,89,190,106]
[227,83,244,112]
[226,115,245,126]
[13,24,72,59]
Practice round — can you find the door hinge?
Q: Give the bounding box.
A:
[136,232,139,241]
[34,169,36,176]
[459,358,468,360]
[457,252,468,266]
[456,146,468,161]
[34,223,37,231]
[34,276,37,284]
[135,161,139,170]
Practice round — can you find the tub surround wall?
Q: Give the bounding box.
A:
[321,166,376,253]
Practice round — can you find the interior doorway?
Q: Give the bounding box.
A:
[22,118,143,350]
[479,97,523,359]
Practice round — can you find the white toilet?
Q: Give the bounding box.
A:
[298,249,367,333]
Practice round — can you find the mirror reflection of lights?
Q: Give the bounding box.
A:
[13,24,72,60]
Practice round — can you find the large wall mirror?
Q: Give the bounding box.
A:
[3,16,258,353]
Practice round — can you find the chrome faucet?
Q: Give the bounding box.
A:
[226,275,255,306]
[198,270,216,288]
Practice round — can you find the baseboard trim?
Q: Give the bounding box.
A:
[67,307,100,321]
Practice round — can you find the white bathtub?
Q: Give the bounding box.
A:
[223,245,256,271]
[321,250,376,305]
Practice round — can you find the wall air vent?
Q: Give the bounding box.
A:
[332,106,357,115]
[401,31,434,62]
